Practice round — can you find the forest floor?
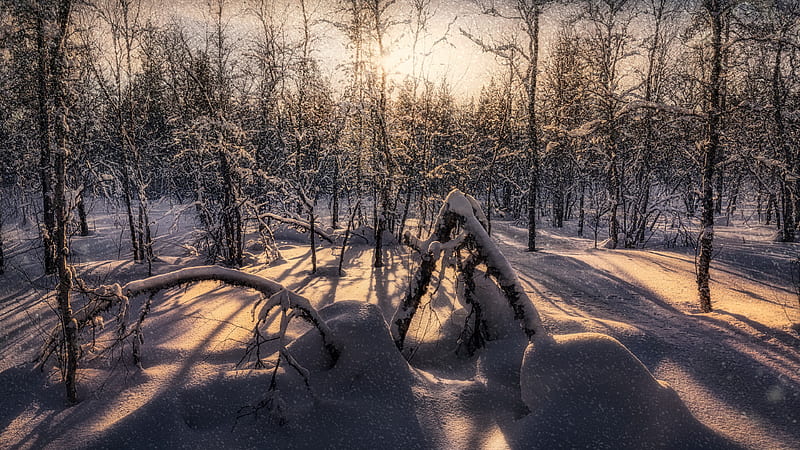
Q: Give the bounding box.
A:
[0,199,798,449]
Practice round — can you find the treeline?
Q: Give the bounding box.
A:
[0,0,798,292]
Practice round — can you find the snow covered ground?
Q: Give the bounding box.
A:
[0,198,798,449]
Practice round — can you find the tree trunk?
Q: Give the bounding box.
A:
[76,190,89,236]
[697,0,724,314]
[37,11,56,275]
[398,187,413,241]
[578,180,585,237]
[50,0,78,403]
[772,43,794,241]
[219,148,242,267]
[331,162,339,229]
[526,6,541,252]
[120,160,140,262]
[307,196,317,274]
[0,213,5,275]
[607,148,621,249]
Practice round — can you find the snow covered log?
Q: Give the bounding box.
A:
[122,266,338,361]
[263,213,336,244]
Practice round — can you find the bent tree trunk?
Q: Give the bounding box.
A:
[392,190,545,350]
[121,266,337,360]
[40,266,340,399]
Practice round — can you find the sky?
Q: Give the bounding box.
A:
[138,0,572,99]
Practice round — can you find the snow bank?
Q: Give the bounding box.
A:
[281,301,427,448]
[516,332,730,448]
[291,301,413,393]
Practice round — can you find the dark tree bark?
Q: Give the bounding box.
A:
[772,40,795,241]
[331,161,339,229]
[525,1,542,252]
[76,189,89,236]
[50,0,78,404]
[578,180,585,236]
[369,0,394,269]
[0,213,5,275]
[697,0,726,313]
[37,9,56,274]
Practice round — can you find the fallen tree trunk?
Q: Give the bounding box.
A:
[264,213,335,244]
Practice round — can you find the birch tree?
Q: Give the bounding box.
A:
[463,0,550,251]
[697,0,733,312]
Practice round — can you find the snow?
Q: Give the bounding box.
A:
[0,198,799,449]
[518,332,729,448]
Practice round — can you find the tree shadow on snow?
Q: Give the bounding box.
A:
[505,249,799,447]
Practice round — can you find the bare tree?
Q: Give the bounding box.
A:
[85,0,154,266]
[36,1,57,274]
[625,0,681,247]
[366,0,396,268]
[697,0,733,313]
[577,0,636,249]
[48,0,79,404]
[462,0,550,251]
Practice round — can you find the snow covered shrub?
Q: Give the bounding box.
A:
[174,117,252,267]
[394,190,725,447]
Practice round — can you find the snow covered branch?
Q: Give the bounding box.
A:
[444,190,544,341]
[263,213,336,244]
[122,266,338,361]
[38,266,339,373]
[392,189,545,351]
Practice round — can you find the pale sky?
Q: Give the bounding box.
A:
[138,0,576,99]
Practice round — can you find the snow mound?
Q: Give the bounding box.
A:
[96,302,424,449]
[282,301,426,448]
[517,332,732,449]
[291,301,413,391]
[468,269,517,340]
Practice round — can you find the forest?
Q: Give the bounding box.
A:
[0,0,799,448]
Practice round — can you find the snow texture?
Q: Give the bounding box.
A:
[517,332,730,449]
[0,198,797,449]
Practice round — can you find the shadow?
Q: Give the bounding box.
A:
[488,224,800,447]
[2,272,290,449]
[730,286,799,309]
[703,309,799,352]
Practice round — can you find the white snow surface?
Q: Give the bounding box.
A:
[0,198,798,449]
